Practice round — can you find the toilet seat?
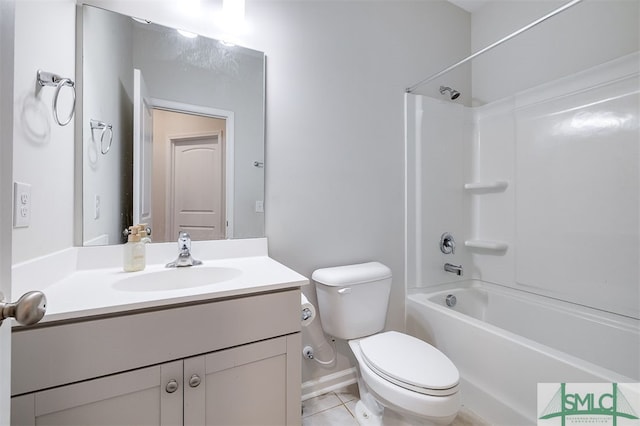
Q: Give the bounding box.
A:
[359,331,459,397]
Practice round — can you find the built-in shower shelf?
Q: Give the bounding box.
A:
[465,240,509,251]
[464,181,509,192]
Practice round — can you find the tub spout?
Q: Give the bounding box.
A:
[444,263,463,276]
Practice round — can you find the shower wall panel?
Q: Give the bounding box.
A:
[468,100,516,285]
[405,94,473,289]
[473,53,639,319]
[407,53,639,319]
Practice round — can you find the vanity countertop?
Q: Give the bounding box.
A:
[12,238,308,325]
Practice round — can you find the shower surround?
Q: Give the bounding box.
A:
[405,52,639,423]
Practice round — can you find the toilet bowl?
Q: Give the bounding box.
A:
[349,332,460,425]
[312,262,460,425]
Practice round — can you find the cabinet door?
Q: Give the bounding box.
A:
[183,335,300,426]
[206,337,287,426]
[11,361,183,426]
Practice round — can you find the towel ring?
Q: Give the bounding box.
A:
[52,78,75,126]
[90,119,114,155]
[37,70,76,126]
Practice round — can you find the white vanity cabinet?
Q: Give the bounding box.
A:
[10,289,302,426]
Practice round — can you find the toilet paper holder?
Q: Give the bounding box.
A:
[302,307,313,322]
[300,293,316,327]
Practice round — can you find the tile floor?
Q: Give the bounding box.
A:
[301,383,488,426]
[302,384,360,426]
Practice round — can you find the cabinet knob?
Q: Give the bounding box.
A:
[189,374,201,388]
[166,379,179,393]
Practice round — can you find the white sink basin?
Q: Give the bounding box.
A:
[112,267,242,292]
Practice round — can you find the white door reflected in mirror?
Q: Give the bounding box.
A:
[133,68,153,228]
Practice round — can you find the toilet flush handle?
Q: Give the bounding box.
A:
[338,288,351,295]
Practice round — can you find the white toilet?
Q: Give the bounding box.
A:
[313,262,460,426]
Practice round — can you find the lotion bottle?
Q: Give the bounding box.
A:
[123,226,145,272]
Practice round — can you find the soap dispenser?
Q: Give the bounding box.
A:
[123,225,145,272]
[139,224,152,244]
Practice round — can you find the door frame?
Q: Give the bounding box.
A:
[151,99,235,239]
[167,131,225,241]
[133,69,154,228]
[0,0,15,423]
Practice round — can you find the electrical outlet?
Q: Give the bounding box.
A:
[94,195,100,220]
[13,182,31,228]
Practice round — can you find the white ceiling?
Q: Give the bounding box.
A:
[447,0,487,13]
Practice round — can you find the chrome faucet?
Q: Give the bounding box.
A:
[444,263,463,276]
[166,231,202,268]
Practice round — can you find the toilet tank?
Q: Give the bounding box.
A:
[313,262,392,340]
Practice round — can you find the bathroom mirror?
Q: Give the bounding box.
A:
[77,5,265,246]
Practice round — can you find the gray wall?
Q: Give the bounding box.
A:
[81,5,133,245]
[471,0,640,105]
[13,0,76,264]
[13,0,471,384]
[245,1,471,380]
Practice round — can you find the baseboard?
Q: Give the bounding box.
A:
[301,367,358,401]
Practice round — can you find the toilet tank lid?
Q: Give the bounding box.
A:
[312,262,391,286]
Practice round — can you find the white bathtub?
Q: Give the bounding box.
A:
[406,280,640,425]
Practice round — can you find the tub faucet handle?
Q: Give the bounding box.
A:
[440,232,456,255]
